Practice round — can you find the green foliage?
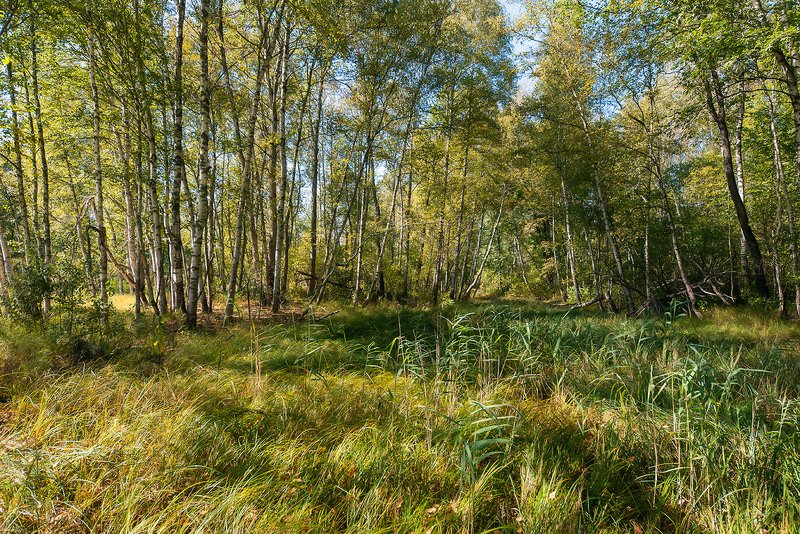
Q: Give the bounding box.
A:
[5,262,49,320]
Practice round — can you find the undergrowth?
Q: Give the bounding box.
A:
[1,303,799,532]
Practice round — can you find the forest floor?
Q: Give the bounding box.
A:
[1,301,800,533]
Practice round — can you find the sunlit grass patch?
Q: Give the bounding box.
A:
[1,303,799,532]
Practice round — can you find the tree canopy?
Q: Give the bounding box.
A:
[1,0,799,323]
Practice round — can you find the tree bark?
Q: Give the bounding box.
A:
[703,68,769,298]
[0,217,14,306]
[464,186,506,298]
[272,26,291,313]
[766,86,800,317]
[145,111,167,314]
[31,28,51,315]
[169,0,187,313]
[558,164,581,304]
[571,88,635,313]
[6,63,31,262]
[88,4,108,321]
[734,84,750,294]
[187,0,211,328]
[221,0,281,321]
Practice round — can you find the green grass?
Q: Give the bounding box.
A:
[1,302,800,532]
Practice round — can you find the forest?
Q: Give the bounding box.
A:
[1,0,800,532]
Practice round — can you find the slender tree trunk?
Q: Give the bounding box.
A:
[31,28,51,315]
[734,85,750,294]
[402,161,413,298]
[459,202,477,298]
[169,0,187,313]
[6,63,31,262]
[558,167,580,304]
[551,213,567,302]
[0,217,13,306]
[703,68,769,297]
[433,117,451,304]
[88,7,108,321]
[272,28,291,313]
[65,159,95,297]
[204,112,219,313]
[571,89,634,313]
[774,167,786,318]
[145,112,167,314]
[464,209,485,300]
[353,158,369,304]
[266,125,278,309]
[450,145,469,299]
[309,72,324,295]
[136,125,157,315]
[584,229,603,308]
[643,189,652,310]
[221,0,278,321]
[513,229,531,291]
[250,172,263,304]
[119,111,141,320]
[767,87,800,317]
[662,184,697,313]
[187,0,211,328]
[25,80,40,255]
[464,186,506,298]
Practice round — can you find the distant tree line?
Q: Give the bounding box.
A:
[0,0,798,324]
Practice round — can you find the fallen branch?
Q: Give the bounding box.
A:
[569,296,602,311]
[313,310,339,322]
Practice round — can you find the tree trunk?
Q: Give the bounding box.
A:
[221,0,280,321]
[402,160,413,298]
[204,111,219,313]
[551,213,567,302]
[119,110,141,319]
[145,111,167,314]
[309,72,324,295]
[464,186,507,298]
[767,86,800,317]
[571,88,634,313]
[6,63,31,262]
[353,159,369,304]
[31,28,51,315]
[433,121,451,304]
[169,0,187,314]
[450,145,469,300]
[584,229,603,308]
[24,80,40,255]
[734,85,750,294]
[0,217,14,307]
[187,0,211,328]
[703,68,769,298]
[272,28,291,313]
[774,163,786,318]
[88,8,108,321]
[559,167,581,304]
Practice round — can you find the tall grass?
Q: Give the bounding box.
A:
[1,303,799,532]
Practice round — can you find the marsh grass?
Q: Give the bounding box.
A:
[1,303,799,532]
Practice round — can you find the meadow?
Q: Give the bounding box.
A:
[1,302,799,533]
